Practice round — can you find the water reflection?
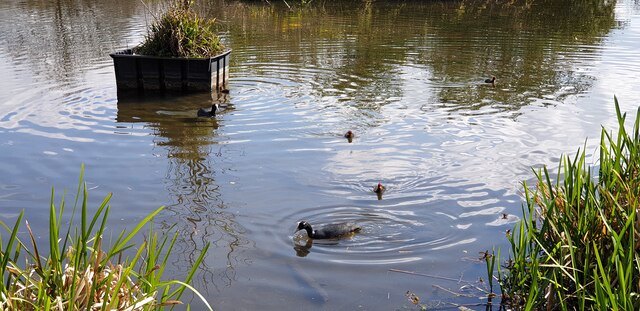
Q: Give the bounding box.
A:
[426,0,615,111]
[0,0,144,87]
[293,238,313,257]
[1,0,638,309]
[220,0,617,117]
[116,92,249,289]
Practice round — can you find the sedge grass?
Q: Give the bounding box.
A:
[0,165,212,310]
[489,97,640,310]
[136,0,225,58]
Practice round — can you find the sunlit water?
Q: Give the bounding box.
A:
[1,0,640,309]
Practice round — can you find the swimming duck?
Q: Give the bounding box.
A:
[295,221,361,239]
[373,182,386,194]
[344,130,354,139]
[197,104,218,117]
[484,76,496,85]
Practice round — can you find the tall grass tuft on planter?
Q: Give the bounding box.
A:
[136,0,225,58]
[0,165,212,310]
[493,97,639,310]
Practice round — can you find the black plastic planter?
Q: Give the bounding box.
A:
[110,49,231,93]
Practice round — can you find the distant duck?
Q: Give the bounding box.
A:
[373,182,386,194]
[197,104,218,117]
[220,88,230,94]
[344,130,354,139]
[344,130,354,142]
[295,221,361,239]
[484,76,496,85]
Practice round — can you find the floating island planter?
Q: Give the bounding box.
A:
[110,48,230,93]
[110,1,229,93]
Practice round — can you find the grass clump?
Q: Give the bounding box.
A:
[0,165,212,310]
[487,97,640,310]
[136,0,225,58]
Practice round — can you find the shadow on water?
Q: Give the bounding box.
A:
[116,92,249,291]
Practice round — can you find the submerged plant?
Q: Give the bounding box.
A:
[490,97,640,310]
[136,0,225,57]
[0,165,212,310]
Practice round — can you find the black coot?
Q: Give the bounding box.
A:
[295,221,361,239]
[197,104,218,117]
[484,76,496,84]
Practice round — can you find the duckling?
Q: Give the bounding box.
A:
[344,130,354,143]
[197,104,218,117]
[344,130,354,139]
[373,182,386,194]
[484,76,496,85]
[295,221,361,239]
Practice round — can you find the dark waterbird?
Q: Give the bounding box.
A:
[373,182,386,200]
[295,221,361,239]
[197,104,218,117]
[344,130,354,143]
[484,76,496,85]
[344,130,354,139]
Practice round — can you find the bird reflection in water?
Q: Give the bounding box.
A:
[293,239,313,257]
[292,237,344,257]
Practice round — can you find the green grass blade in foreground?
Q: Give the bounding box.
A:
[0,211,24,296]
[0,166,212,310]
[106,206,165,259]
[164,280,214,311]
[168,242,210,303]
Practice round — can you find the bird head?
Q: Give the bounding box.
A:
[296,221,310,232]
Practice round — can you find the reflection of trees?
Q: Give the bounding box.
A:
[419,0,617,114]
[212,0,406,112]
[0,0,142,84]
[116,94,249,290]
[214,0,616,115]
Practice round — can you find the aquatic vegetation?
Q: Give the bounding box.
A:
[488,98,640,310]
[136,0,225,57]
[0,165,212,310]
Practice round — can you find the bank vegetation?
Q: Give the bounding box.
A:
[487,98,640,310]
[0,165,211,310]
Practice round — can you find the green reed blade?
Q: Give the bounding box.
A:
[1,211,24,294]
[107,206,165,259]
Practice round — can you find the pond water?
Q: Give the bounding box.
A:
[1,0,640,309]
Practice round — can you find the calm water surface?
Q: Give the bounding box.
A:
[1,0,640,309]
